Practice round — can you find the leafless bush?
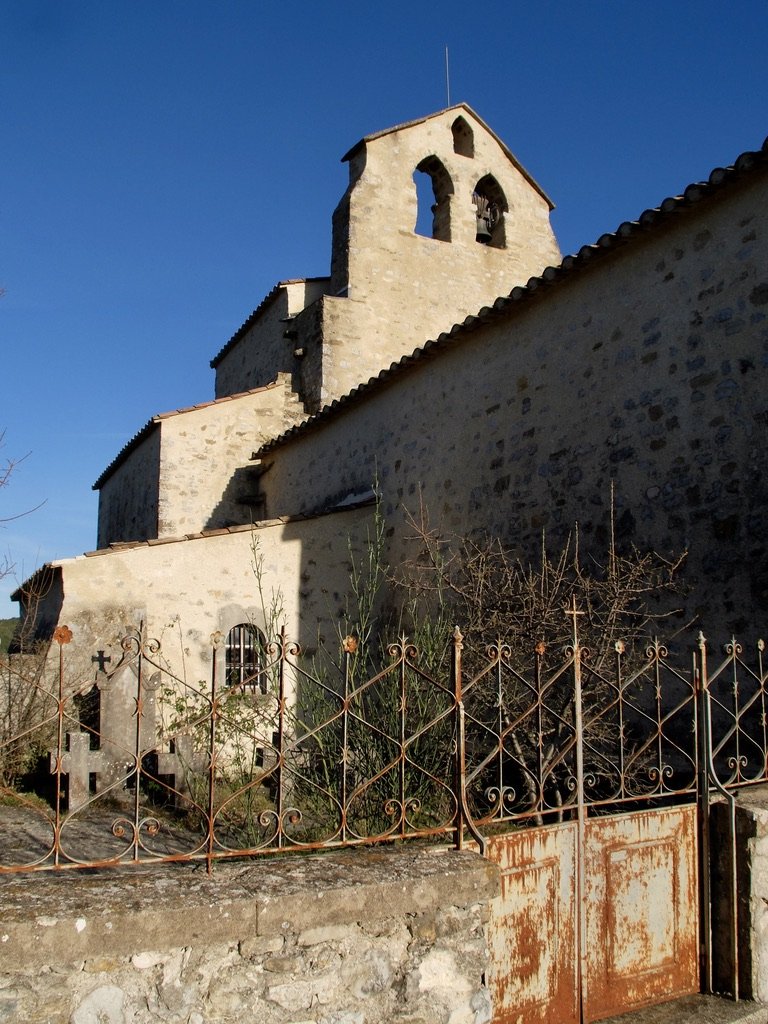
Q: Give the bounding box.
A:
[393,490,690,816]
[397,487,687,666]
[0,580,60,792]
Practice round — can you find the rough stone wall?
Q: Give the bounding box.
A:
[156,377,304,538]
[710,786,768,1002]
[213,280,330,399]
[320,107,561,406]
[0,847,498,1024]
[96,378,306,549]
[97,428,161,548]
[293,295,326,414]
[36,505,372,689]
[259,170,768,633]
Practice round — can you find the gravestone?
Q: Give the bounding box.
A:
[49,732,106,811]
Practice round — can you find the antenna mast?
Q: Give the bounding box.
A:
[445,46,451,106]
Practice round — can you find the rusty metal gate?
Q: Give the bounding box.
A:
[457,612,703,1023]
[460,624,767,1022]
[484,806,698,1023]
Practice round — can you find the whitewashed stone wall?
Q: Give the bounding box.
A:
[155,376,304,539]
[97,428,161,548]
[0,847,498,1024]
[711,786,768,1002]
[34,505,374,689]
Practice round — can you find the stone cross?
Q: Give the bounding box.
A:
[156,734,208,799]
[91,650,112,673]
[50,732,106,811]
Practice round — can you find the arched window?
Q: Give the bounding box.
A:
[226,623,265,692]
[451,116,474,158]
[472,174,508,249]
[413,155,454,242]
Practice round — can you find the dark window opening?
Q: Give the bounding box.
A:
[451,116,474,158]
[413,155,454,241]
[473,174,508,249]
[226,623,266,692]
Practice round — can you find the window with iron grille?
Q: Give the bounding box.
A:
[225,623,265,692]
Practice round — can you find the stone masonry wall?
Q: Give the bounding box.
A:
[214,280,330,401]
[710,786,768,1002]
[97,429,161,549]
[156,376,304,539]
[259,169,768,633]
[97,378,306,548]
[0,846,498,1024]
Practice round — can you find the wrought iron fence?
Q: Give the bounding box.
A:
[1,619,766,874]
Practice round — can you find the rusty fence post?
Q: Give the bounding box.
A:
[51,625,73,867]
[452,625,464,850]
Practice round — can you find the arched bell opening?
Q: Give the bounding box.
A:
[451,116,474,158]
[473,174,508,249]
[413,155,454,242]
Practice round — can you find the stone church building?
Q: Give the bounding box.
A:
[14,104,768,685]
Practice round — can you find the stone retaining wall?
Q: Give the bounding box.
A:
[713,786,768,1002]
[0,846,498,1024]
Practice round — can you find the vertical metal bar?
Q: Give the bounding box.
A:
[616,641,626,800]
[453,626,485,854]
[535,641,544,809]
[696,635,712,995]
[726,641,741,999]
[53,635,66,867]
[655,640,664,787]
[568,599,587,1024]
[700,632,740,1000]
[731,639,742,785]
[722,641,741,1002]
[728,789,740,1001]
[276,625,287,848]
[452,626,464,850]
[399,636,407,838]
[496,644,504,818]
[341,639,351,844]
[758,640,767,779]
[206,641,218,875]
[131,638,143,862]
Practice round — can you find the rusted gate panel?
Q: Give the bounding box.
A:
[485,806,698,1023]
[584,805,699,1021]
[485,824,578,1024]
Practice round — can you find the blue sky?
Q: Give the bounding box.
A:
[2,1,767,616]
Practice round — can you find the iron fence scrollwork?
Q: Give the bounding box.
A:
[2,613,767,1002]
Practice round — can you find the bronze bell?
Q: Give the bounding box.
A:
[476,215,492,244]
